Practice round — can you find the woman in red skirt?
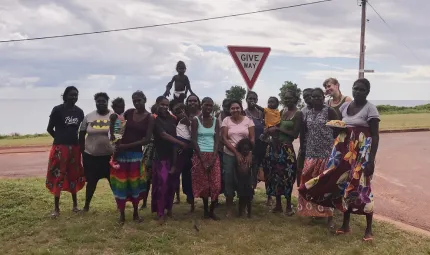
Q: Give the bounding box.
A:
[46,86,86,217]
[190,97,221,220]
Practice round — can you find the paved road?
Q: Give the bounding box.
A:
[0,132,429,232]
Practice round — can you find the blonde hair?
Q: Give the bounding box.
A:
[323,78,340,88]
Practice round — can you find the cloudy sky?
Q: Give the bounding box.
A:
[0,0,429,133]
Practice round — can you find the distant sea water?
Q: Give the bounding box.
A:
[1,99,429,135]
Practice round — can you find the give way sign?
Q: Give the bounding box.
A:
[227,45,271,90]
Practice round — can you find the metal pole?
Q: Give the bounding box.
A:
[358,0,367,79]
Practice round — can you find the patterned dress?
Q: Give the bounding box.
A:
[297,106,334,217]
[263,112,300,199]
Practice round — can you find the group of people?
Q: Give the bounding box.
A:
[45,76,380,241]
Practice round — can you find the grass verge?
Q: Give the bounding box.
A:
[379,113,430,130]
[1,178,429,255]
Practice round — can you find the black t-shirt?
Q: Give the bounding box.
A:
[49,104,84,145]
[153,114,177,160]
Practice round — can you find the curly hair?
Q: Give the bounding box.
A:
[236,138,253,156]
[94,92,109,101]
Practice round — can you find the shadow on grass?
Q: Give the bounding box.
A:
[0,179,429,255]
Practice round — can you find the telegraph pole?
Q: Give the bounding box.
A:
[358,0,367,79]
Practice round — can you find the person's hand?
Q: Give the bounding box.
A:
[235,153,244,164]
[169,166,177,174]
[244,152,252,166]
[179,142,188,149]
[267,126,278,135]
[364,161,375,177]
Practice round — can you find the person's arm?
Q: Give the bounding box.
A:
[109,114,118,142]
[345,96,353,103]
[191,117,204,163]
[327,107,341,138]
[164,76,175,97]
[365,118,379,176]
[78,114,88,152]
[276,111,303,139]
[185,76,195,96]
[221,119,240,158]
[47,117,55,138]
[253,104,264,112]
[299,122,306,156]
[46,107,57,138]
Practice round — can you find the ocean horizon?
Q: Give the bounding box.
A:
[1,99,429,135]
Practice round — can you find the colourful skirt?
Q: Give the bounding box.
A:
[110,151,147,210]
[45,145,85,196]
[151,159,179,217]
[298,127,374,215]
[191,152,221,200]
[263,142,297,199]
[297,158,334,217]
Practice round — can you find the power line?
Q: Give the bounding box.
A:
[367,1,423,64]
[0,0,334,44]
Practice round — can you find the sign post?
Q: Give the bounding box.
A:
[227,45,271,91]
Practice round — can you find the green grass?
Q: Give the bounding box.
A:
[0,135,52,147]
[377,104,430,115]
[380,113,430,131]
[1,179,429,255]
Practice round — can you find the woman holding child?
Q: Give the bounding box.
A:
[263,89,303,216]
[110,91,154,223]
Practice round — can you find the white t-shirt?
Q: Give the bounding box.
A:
[176,118,191,140]
[221,116,254,156]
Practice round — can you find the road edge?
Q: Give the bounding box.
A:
[374,214,430,237]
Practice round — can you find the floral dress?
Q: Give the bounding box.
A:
[298,127,374,215]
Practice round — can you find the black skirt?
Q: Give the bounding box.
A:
[82,152,111,182]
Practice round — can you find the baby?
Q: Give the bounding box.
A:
[251,96,281,157]
[236,138,254,218]
[109,97,126,169]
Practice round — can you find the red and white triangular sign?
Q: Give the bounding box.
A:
[227,45,271,90]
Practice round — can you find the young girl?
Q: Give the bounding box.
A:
[236,138,254,218]
[109,97,126,169]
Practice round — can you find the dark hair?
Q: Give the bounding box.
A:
[268,96,279,105]
[94,92,109,101]
[312,87,325,96]
[62,86,78,102]
[176,61,186,68]
[156,96,168,104]
[132,90,146,100]
[150,104,158,114]
[228,99,243,110]
[236,138,253,155]
[111,97,125,107]
[353,78,371,91]
[303,88,314,94]
[246,91,258,100]
[222,98,231,106]
[201,97,213,105]
[285,89,300,101]
[186,94,201,109]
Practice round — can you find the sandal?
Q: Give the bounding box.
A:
[335,228,351,235]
